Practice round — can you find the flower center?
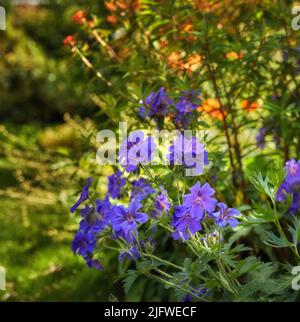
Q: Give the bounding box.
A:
[126,212,134,222]
[290,164,298,175]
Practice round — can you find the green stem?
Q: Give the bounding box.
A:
[144,271,207,302]
[142,252,184,271]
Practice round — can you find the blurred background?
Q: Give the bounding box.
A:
[1,0,299,302]
[0,0,123,301]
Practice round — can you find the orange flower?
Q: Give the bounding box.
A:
[225,51,243,60]
[182,22,194,32]
[240,99,259,112]
[72,10,86,25]
[107,15,119,25]
[198,98,226,120]
[184,54,202,72]
[116,0,128,10]
[105,2,118,11]
[63,35,76,47]
[167,51,185,70]
[87,20,95,29]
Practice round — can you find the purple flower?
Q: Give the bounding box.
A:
[79,196,111,234]
[277,159,300,214]
[72,229,96,257]
[108,171,126,199]
[285,159,300,187]
[85,257,103,270]
[168,135,208,174]
[118,131,156,172]
[211,202,240,227]
[119,246,141,262]
[111,200,148,243]
[72,196,111,270]
[145,87,173,118]
[175,90,200,114]
[173,91,200,129]
[276,181,292,202]
[183,182,217,220]
[138,106,146,119]
[290,193,300,213]
[256,127,268,149]
[130,178,155,201]
[153,190,171,216]
[181,286,209,302]
[70,177,93,213]
[172,206,202,241]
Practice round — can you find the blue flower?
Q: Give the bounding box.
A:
[183,182,217,220]
[168,135,209,174]
[153,189,171,216]
[173,90,201,129]
[256,127,268,149]
[145,87,173,118]
[211,202,240,227]
[276,159,300,213]
[285,159,300,187]
[85,257,103,270]
[70,177,93,213]
[172,206,202,241]
[108,171,126,199]
[290,193,300,213]
[111,200,148,243]
[138,106,146,119]
[130,178,155,201]
[119,246,141,262]
[71,229,96,257]
[79,196,111,234]
[181,286,209,302]
[118,131,156,172]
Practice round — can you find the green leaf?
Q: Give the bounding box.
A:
[122,270,139,295]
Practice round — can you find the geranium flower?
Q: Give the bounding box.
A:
[285,159,300,187]
[145,87,173,119]
[183,182,217,220]
[130,178,155,201]
[111,200,148,243]
[168,135,209,174]
[108,171,126,199]
[154,191,171,215]
[70,178,93,213]
[72,229,96,257]
[172,206,202,241]
[119,131,156,172]
[211,202,240,227]
[119,246,140,262]
[85,257,103,270]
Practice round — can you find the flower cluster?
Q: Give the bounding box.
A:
[139,88,201,129]
[171,182,240,241]
[118,131,156,172]
[70,174,152,268]
[70,172,240,268]
[276,159,300,213]
[168,134,209,174]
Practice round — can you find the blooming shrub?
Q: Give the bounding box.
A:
[66,1,300,301]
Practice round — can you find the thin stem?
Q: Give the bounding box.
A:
[142,252,184,271]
